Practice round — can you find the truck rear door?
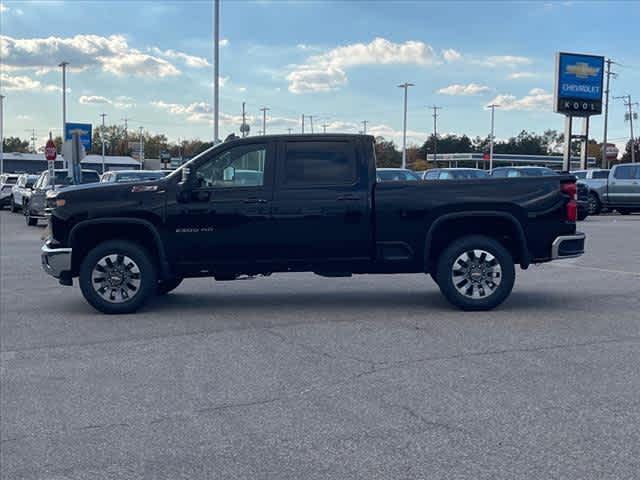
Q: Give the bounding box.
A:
[608,165,640,205]
[270,139,370,263]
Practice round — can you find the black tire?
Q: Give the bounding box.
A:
[79,240,157,314]
[157,276,183,295]
[587,193,601,215]
[577,210,588,221]
[10,197,18,213]
[25,209,37,226]
[617,208,631,215]
[435,235,515,311]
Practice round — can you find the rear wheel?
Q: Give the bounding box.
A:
[79,240,157,314]
[435,235,515,311]
[587,193,601,215]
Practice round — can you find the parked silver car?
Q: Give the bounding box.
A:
[0,173,20,209]
[572,165,639,215]
[10,173,39,212]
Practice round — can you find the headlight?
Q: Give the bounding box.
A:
[46,191,66,207]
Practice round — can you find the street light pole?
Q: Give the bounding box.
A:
[100,113,107,174]
[487,104,500,171]
[213,0,220,143]
[397,83,414,169]
[260,107,269,136]
[59,61,69,168]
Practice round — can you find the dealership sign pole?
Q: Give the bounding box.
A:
[554,52,605,171]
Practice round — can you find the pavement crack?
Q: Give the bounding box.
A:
[195,397,282,414]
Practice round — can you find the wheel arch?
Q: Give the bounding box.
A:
[424,211,530,272]
[69,218,170,278]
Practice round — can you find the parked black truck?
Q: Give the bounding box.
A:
[41,134,585,314]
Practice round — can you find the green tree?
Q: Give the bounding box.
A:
[621,138,640,163]
[2,136,30,153]
[374,136,401,167]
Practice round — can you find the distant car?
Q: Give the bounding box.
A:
[573,164,640,215]
[570,169,611,215]
[0,174,20,209]
[25,169,101,226]
[376,168,420,182]
[10,173,39,212]
[491,166,589,220]
[100,170,166,183]
[422,168,488,180]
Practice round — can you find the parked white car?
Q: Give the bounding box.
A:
[0,174,20,209]
[10,173,39,212]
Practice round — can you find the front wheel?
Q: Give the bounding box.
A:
[435,235,515,311]
[10,197,18,213]
[79,240,157,314]
[587,193,601,215]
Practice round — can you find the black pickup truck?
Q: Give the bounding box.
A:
[42,134,585,314]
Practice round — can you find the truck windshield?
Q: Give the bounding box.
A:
[54,171,101,185]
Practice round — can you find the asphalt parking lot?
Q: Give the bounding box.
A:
[1,210,639,479]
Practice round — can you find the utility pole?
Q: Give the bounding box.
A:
[260,107,270,136]
[397,82,414,169]
[25,129,37,153]
[322,123,328,134]
[301,114,305,134]
[213,0,220,143]
[121,116,129,155]
[602,59,617,168]
[309,115,314,134]
[138,126,145,165]
[288,128,293,134]
[487,104,500,171]
[0,94,4,175]
[241,102,247,137]
[430,105,442,163]
[362,120,368,134]
[100,113,107,174]
[59,61,69,167]
[614,94,638,163]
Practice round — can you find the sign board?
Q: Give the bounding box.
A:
[64,122,92,151]
[554,52,604,116]
[45,139,57,161]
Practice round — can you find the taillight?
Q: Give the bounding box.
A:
[561,182,577,222]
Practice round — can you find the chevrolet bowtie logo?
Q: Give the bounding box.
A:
[566,62,600,79]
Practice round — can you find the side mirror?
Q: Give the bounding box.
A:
[181,167,191,185]
[223,166,235,182]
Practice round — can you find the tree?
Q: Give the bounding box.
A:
[374,136,401,168]
[621,138,640,163]
[419,134,473,160]
[2,136,30,153]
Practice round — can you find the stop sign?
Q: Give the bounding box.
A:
[45,139,57,161]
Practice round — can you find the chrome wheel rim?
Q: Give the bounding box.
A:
[91,254,141,303]
[588,196,598,215]
[451,249,502,299]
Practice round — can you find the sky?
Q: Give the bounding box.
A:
[1,0,639,153]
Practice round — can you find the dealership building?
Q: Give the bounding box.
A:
[0,152,141,174]
[431,153,597,170]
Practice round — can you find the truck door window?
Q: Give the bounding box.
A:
[195,144,266,188]
[592,170,610,179]
[614,166,638,180]
[284,142,355,185]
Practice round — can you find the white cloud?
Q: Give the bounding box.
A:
[78,94,135,109]
[1,34,181,77]
[438,83,491,96]
[17,114,31,120]
[507,72,539,80]
[220,39,229,47]
[488,88,553,111]
[0,73,60,92]
[287,37,437,93]
[442,48,462,62]
[482,55,533,68]
[369,124,426,144]
[151,47,210,68]
[151,100,214,123]
[0,3,7,13]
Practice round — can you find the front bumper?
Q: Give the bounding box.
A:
[551,233,586,260]
[41,241,72,280]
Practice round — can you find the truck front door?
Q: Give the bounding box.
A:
[167,141,275,267]
[270,139,370,263]
[608,165,640,206]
